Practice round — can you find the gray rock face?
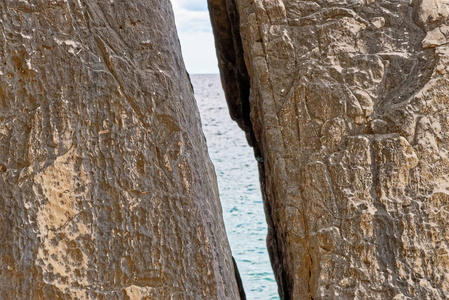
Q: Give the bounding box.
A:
[209,0,449,299]
[0,1,239,298]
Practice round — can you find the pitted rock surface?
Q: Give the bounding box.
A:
[209,0,449,299]
[0,1,239,299]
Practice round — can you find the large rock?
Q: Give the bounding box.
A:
[0,1,239,298]
[210,0,449,299]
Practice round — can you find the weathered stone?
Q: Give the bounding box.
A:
[0,1,239,298]
[210,0,449,299]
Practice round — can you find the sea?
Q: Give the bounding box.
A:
[191,74,279,300]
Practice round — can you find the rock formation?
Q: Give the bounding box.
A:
[209,0,449,299]
[0,1,239,298]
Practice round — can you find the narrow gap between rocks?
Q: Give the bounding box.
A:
[171,1,279,298]
[191,74,279,300]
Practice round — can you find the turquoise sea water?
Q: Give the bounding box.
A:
[191,74,279,299]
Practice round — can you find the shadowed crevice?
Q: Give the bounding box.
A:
[232,257,247,300]
[207,0,258,154]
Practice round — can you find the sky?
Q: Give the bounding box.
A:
[171,0,219,74]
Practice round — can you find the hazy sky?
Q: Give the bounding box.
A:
[171,0,219,74]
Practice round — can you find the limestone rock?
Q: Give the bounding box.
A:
[210,0,449,299]
[0,1,239,298]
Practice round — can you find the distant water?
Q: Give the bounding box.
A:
[191,74,279,300]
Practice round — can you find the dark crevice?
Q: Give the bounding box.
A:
[308,253,313,299]
[232,257,247,300]
[259,162,292,300]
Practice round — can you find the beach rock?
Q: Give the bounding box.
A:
[0,1,239,298]
[209,0,449,299]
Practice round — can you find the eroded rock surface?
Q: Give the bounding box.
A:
[0,1,239,298]
[210,0,449,299]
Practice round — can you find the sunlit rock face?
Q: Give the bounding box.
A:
[0,1,239,298]
[209,0,449,299]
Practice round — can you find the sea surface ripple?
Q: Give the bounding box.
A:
[192,74,279,300]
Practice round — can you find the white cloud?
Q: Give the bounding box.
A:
[171,0,219,74]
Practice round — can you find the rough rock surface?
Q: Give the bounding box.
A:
[209,0,449,299]
[0,1,239,298]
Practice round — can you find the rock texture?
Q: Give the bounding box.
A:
[210,0,449,299]
[0,1,239,298]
